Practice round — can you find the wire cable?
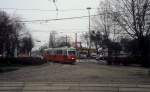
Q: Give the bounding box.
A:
[0,8,96,12]
[17,14,100,23]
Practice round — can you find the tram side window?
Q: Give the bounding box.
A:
[60,50,63,55]
[53,50,56,55]
[49,50,52,55]
[63,50,67,56]
[51,50,54,55]
[56,50,62,55]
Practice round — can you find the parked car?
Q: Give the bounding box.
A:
[90,53,97,59]
[79,51,88,59]
[79,54,87,59]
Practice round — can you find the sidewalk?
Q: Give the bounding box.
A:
[0,82,150,92]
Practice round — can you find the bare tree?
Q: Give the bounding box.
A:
[49,31,57,48]
[92,0,119,56]
[39,44,48,54]
[92,0,114,40]
[56,36,71,47]
[19,33,34,56]
[0,11,24,57]
[111,0,150,66]
[80,32,89,48]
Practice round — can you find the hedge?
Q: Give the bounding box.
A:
[0,57,46,65]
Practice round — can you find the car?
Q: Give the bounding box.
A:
[79,54,87,59]
[90,53,97,59]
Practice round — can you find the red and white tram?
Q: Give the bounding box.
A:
[43,47,77,64]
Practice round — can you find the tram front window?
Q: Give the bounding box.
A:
[68,51,76,55]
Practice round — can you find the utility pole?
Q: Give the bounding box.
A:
[66,35,67,47]
[87,7,91,57]
[49,32,51,48]
[75,33,77,49]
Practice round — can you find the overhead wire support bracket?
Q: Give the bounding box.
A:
[48,0,59,17]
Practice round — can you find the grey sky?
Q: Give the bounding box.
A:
[0,0,101,50]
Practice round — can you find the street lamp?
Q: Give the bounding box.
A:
[87,7,91,57]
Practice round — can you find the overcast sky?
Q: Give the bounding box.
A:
[0,0,101,50]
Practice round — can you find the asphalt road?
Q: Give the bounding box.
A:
[0,59,150,83]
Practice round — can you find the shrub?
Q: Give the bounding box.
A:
[0,57,46,65]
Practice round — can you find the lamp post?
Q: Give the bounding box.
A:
[87,7,91,57]
[75,33,77,49]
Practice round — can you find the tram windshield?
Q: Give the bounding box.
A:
[68,51,76,55]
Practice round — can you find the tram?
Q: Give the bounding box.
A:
[43,47,77,64]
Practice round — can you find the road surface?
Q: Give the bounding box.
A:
[0,59,150,91]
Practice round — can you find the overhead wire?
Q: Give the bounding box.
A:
[30,29,128,34]
[17,14,101,23]
[30,29,87,32]
[0,7,96,12]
